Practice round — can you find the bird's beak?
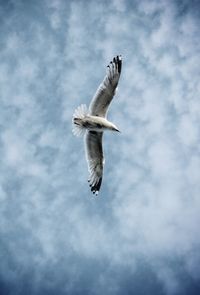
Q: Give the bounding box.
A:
[111,125,120,132]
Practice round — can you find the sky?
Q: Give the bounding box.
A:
[0,0,200,294]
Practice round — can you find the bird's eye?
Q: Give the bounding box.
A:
[97,124,102,128]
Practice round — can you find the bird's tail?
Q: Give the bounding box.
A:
[72,104,88,137]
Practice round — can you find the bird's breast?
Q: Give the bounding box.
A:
[83,116,110,131]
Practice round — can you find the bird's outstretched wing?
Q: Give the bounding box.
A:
[85,131,104,195]
[89,55,122,118]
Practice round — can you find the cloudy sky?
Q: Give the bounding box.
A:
[0,0,200,294]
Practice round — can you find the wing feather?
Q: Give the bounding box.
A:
[89,55,122,117]
[85,131,104,195]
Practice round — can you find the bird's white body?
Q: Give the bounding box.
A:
[74,114,120,133]
[72,55,122,195]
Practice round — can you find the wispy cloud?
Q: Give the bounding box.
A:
[0,0,200,294]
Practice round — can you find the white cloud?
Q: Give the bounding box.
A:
[177,114,199,146]
[0,0,200,294]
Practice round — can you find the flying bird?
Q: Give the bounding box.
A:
[72,55,122,195]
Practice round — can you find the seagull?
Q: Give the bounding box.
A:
[72,55,122,195]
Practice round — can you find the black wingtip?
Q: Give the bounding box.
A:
[110,55,122,75]
[89,177,102,196]
[116,55,122,74]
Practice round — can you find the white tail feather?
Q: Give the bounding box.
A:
[72,104,88,137]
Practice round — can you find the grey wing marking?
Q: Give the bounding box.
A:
[85,131,104,195]
[89,55,122,118]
